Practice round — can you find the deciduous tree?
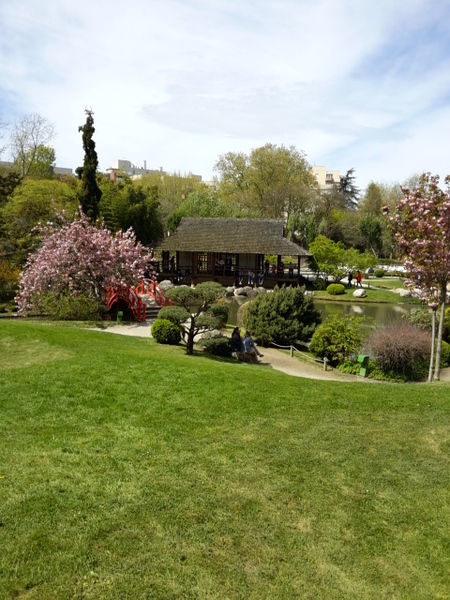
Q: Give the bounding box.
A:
[10,113,55,177]
[16,210,151,318]
[383,173,450,381]
[214,144,316,220]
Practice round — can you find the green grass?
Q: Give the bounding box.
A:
[364,277,406,291]
[314,284,418,305]
[1,321,449,599]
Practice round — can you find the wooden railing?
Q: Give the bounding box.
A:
[135,279,173,308]
[106,285,146,322]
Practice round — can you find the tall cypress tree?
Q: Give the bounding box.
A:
[77,109,102,221]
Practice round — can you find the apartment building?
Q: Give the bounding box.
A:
[311,166,340,190]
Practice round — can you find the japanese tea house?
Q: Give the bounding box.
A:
[156,218,311,288]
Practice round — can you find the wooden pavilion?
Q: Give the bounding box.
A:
[155,218,311,288]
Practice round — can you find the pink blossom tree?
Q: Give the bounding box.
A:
[383,173,450,381]
[16,210,151,319]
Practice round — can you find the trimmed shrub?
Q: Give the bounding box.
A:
[309,315,372,366]
[326,283,346,295]
[199,336,232,357]
[151,319,181,345]
[242,284,321,346]
[210,303,229,327]
[374,269,385,278]
[313,277,327,291]
[367,324,430,380]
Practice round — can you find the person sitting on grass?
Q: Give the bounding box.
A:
[231,327,243,359]
[243,330,264,363]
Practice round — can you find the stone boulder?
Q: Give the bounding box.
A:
[353,288,367,298]
[225,286,235,296]
[397,288,412,297]
[234,286,253,296]
[158,279,174,292]
[194,329,223,343]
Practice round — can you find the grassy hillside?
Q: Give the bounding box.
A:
[1,321,449,599]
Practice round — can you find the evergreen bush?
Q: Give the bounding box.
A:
[326,283,346,295]
[309,315,372,366]
[199,336,232,357]
[151,319,181,345]
[374,269,385,278]
[242,285,321,346]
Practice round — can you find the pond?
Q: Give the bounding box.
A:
[225,296,416,327]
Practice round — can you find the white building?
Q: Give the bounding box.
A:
[312,166,340,190]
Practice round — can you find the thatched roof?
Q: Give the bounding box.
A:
[157,218,310,255]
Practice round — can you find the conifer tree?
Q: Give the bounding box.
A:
[77,109,102,220]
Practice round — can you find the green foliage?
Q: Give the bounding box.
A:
[77,109,102,221]
[98,178,164,246]
[0,171,22,206]
[242,285,321,346]
[0,179,79,265]
[326,283,346,295]
[405,307,450,343]
[313,277,327,290]
[439,340,450,367]
[213,143,316,220]
[374,269,385,278]
[309,235,377,284]
[151,319,181,345]
[162,282,226,354]
[309,315,372,366]
[198,336,232,357]
[209,303,229,327]
[358,215,382,255]
[20,144,56,180]
[166,189,232,233]
[39,291,102,320]
[0,261,19,301]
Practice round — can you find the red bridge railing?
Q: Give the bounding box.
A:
[106,279,172,323]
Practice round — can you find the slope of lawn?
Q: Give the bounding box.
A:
[0,321,449,599]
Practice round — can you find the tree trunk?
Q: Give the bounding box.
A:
[428,309,436,382]
[433,301,446,381]
[185,316,195,355]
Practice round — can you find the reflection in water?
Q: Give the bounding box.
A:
[225,295,415,327]
[314,300,413,326]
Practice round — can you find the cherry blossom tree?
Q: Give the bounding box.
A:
[383,173,450,381]
[16,210,151,318]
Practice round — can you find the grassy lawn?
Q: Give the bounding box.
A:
[1,321,449,599]
[314,284,418,305]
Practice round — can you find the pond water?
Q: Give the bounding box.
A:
[225,296,415,327]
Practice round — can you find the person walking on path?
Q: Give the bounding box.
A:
[356,270,362,287]
[347,271,353,287]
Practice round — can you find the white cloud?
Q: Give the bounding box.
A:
[1,0,450,187]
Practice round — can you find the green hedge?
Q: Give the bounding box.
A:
[326,283,346,295]
[374,269,385,278]
[151,319,181,345]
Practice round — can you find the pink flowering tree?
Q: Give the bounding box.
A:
[16,210,151,319]
[383,173,450,381]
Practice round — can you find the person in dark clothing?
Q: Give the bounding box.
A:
[347,271,353,287]
[231,327,243,356]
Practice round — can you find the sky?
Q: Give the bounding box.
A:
[1,0,450,192]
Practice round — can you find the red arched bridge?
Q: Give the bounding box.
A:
[106,279,172,323]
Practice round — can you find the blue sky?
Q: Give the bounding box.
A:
[1,0,450,191]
